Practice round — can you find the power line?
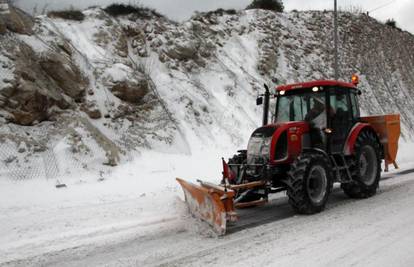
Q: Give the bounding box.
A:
[369,0,396,13]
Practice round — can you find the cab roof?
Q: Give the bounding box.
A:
[276,80,357,92]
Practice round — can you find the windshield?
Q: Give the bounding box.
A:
[276,91,326,124]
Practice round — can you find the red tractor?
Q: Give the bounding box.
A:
[177,77,400,235]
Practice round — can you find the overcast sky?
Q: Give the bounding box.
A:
[14,0,414,33]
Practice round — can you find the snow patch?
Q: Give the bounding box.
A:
[0,54,14,90]
[18,35,50,54]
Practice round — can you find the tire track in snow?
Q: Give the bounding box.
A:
[2,169,414,267]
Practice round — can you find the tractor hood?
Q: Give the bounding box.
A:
[247,122,310,165]
[250,125,278,138]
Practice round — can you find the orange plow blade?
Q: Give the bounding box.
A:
[176,178,237,235]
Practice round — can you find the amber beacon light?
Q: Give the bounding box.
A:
[351,74,359,85]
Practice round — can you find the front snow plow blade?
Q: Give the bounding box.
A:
[176,178,237,235]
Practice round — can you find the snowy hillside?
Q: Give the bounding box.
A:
[1,6,414,182]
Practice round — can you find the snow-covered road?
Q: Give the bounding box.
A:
[2,166,414,267]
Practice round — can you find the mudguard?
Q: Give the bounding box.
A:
[343,122,373,155]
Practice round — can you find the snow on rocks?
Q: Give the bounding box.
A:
[0,53,14,92]
[0,6,413,190]
[0,7,413,182]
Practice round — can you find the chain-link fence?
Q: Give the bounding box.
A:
[0,140,58,181]
[0,128,112,182]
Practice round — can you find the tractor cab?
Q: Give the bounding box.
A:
[250,80,363,170]
[271,80,361,153]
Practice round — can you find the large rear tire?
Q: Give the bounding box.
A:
[341,131,381,198]
[287,153,333,214]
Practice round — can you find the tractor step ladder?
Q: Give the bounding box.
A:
[330,153,352,183]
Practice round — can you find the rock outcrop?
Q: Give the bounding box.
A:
[0,41,88,125]
[0,5,33,35]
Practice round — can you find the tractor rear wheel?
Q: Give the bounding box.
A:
[287,153,333,214]
[341,131,381,198]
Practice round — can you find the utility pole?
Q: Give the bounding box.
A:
[334,0,339,80]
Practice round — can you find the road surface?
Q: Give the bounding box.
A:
[1,169,414,267]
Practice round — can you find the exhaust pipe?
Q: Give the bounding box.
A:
[262,84,270,126]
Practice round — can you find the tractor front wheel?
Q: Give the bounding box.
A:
[341,131,381,198]
[287,153,332,214]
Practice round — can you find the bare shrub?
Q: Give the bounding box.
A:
[103,3,162,19]
[47,9,85,21]
[339,5,364,14]
[246,0,284,12]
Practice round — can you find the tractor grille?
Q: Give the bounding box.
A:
[246,126,276,166]
[247,136,271,165]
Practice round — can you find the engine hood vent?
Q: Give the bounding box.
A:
[251,125,277,138]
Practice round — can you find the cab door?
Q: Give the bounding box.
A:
[329,87,354,153]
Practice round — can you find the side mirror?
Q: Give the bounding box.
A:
[256,96,263,106]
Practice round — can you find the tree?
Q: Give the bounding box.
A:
[246,0,284,12]
[385,18,397,29]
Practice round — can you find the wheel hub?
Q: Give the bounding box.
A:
[307,165,327,204]
[359,145,377,185]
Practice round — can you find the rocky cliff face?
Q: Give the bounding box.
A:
[0,6,413,180]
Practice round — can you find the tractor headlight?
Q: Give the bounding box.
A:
[247,136,272,164]
[260,137,272,156]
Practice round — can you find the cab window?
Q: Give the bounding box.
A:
[277,95,305,122]
[349,91,360,119]
[330,88,350,116]
[276,92,325,123]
